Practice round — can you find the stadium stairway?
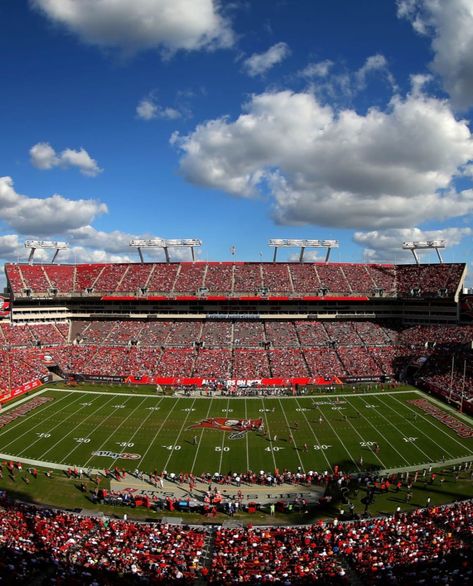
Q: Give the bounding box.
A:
[197,529,217,584]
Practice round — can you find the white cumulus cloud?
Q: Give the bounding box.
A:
[66,225,196,262]
[354,226,473,263]
[136,97,181,121]
[0,176,107,235]
[243,42,290,77]
[31,0,234,54]
[298,60,333,79]
[30,142,103,177]
[397,0,473,109]
[173,89,473,230]
[0,235,22,260]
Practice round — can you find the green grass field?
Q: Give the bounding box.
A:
[1,386,473,476]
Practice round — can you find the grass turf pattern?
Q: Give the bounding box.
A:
[0,387,472,476]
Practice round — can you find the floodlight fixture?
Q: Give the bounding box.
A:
[129,238,202,263]
[24,240,69,264]
[268,238,339,263]
[402,240,446,264]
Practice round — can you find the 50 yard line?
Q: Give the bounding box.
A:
[190,395,215,474]
[294,398,333,472]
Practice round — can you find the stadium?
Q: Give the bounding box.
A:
[1,240,473,584]
[5,0,473,582]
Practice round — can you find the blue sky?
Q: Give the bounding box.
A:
[1,0,473,278]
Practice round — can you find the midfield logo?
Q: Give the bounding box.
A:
[190,417,264,435]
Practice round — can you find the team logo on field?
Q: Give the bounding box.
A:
[190,417,264,435]
[228,431,247,440]
[91,450,141,460]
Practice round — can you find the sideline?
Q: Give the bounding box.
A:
[42,387,418,400]
[0,388,48,413]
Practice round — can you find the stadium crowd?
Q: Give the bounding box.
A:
[5,261,464,298]
[3,319,473,404]
[0,496,472,583]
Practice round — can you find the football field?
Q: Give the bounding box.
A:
[1,387,472,475]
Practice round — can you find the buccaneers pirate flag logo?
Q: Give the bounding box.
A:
[190,417,264,437]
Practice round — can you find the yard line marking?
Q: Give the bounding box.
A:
[58,394,137,464]
[259,398,277,472]
[41,393,121,462]
[14,393,104,458]
[331,402,387,469]
[0,391,77,439]
[346,396,414,465]
[162,398,197,473]
[380,394,468,457]
[0,392,90,450]
[244,398,250,471]
[83,396,150,468]
[358,394,440,463]
[190,396,215,474]
[218,398,230,474]
[313,404,361,472]
[107,397,166,469]
[294,398,333,472]
[278,398,305,472]
[138,399,182,469]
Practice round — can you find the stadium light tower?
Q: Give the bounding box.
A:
[268,239,339,263]
[402,240,446,265]
[24,240,69,264]
[129,239,166,263]
[129,238,202,263]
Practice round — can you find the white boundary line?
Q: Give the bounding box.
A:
[422,392,473,425]
[42,387,417,399]
[0,387,48,413]
[386,394,473,456]
[374,394,455,461]
[17,394,106,459]
[0,391,76,440]
[0,392,88,451]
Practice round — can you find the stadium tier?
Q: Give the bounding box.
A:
[1,319,473,412]
[0,259,472,414]
[0,497,472,583]
[4,261,466,300]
